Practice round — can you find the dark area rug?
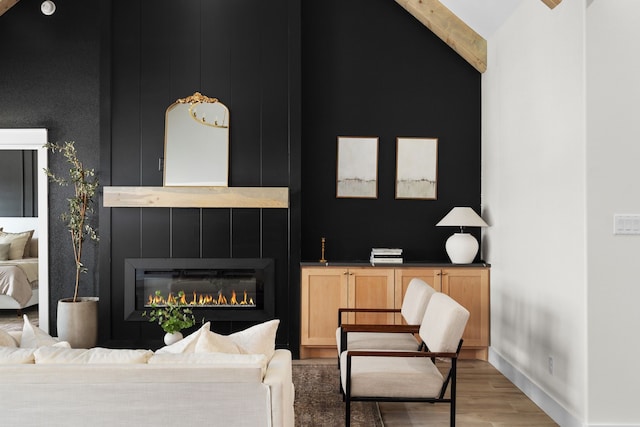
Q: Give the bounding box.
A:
[293,363,384,427]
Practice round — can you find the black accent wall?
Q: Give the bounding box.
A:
[302,0,481,263]
[0,0,480,357]
[103,0,300,349]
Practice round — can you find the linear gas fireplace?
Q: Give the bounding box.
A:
[124,258,275,322]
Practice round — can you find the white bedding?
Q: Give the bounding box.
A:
[0,258,38,307]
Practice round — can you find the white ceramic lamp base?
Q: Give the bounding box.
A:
[445,233,479,264]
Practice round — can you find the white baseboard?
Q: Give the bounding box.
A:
[488,348,582,427]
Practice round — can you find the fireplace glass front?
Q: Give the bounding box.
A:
[124,258,275,322]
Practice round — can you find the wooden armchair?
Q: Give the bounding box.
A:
[336,278,436,357]
[340,292,470,427]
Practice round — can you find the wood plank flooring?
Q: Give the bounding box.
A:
[294,358,558,427]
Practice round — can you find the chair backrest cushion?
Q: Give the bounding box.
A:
[401,278,436,325]
[419,293,470,353]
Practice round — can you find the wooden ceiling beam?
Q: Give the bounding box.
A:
[395,0,487,73]
[0,0,20,17]
[541,0,562,9]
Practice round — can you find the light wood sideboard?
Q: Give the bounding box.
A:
[300,263,490,360]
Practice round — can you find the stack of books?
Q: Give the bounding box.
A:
[370,248,403,264]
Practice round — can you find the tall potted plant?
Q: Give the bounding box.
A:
[46,141,99,348]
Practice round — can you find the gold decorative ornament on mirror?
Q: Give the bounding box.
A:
[176,92,229,129]
[164,92,230,187]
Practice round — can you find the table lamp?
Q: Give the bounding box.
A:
[436,207,488,264]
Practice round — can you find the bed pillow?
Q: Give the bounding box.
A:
[0,329,18,347]
[20,315,70,348]
[0,243,10,261]
[0,230,34,260]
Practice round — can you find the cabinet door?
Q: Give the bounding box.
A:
[393,268,442,324]
[441,268,490,349]
[347,268,395,324]
[300,268,348,346]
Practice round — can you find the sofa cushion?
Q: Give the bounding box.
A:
[0,329,18,348]
[20,315,70,348]
[34,347,154,364]
[0,347,36,364]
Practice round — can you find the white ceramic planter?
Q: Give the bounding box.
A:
[57,297,98,348]
[164,331,183,345]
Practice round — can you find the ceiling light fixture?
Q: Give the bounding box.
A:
[41,1,56,16]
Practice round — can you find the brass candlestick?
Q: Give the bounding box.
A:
[319,237,327,263]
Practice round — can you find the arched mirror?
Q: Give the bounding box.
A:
[164,92,229,187]
[0,129,49,332]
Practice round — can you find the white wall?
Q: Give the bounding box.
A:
[586,1,640,424]
[482,0,587,424]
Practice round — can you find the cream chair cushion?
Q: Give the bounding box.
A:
[336,278,435,353]
[340,351,444,398]
[419,293,470,353]
[400,278,436,324]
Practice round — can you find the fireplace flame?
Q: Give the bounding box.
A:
[147,289,256,308]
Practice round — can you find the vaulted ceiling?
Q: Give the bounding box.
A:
[1,0,562,73]
[396,0,562,73]
[0,0,20,17]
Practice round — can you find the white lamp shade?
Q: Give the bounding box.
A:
[445,233,479,264]
[436,207,488,228]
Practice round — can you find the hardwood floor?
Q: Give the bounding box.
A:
[379,359,558,426]
[294,358,558,427]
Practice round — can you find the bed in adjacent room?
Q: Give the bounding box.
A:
[0,219,39,311]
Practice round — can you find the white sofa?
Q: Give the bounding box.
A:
[0,326,295,427]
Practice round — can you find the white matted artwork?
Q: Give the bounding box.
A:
[395,137,438,200]
[336,136,378,199]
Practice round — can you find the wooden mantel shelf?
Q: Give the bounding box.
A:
[103,186,289,208]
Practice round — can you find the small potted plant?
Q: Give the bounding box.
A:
[45,141,100,348]
[143,290,196,344]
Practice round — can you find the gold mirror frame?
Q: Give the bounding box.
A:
[163,92,229,187]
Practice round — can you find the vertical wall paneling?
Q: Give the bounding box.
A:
[106,0,296,348]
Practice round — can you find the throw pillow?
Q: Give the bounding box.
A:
[0,243,10,261]
[20,314,70,348]
[0,328,18,347]
[155,321,211,354]
[194,329,241,354]
[0,230,34,260]
[227,319,280,360]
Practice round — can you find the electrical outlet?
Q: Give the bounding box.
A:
[548,356,554,375]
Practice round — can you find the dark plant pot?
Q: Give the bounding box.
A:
[57,297,98,348]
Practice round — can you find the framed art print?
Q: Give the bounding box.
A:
[395,137,438,200]
[336,136,378,199]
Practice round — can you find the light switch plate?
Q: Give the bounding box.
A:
[614,214,640,235]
